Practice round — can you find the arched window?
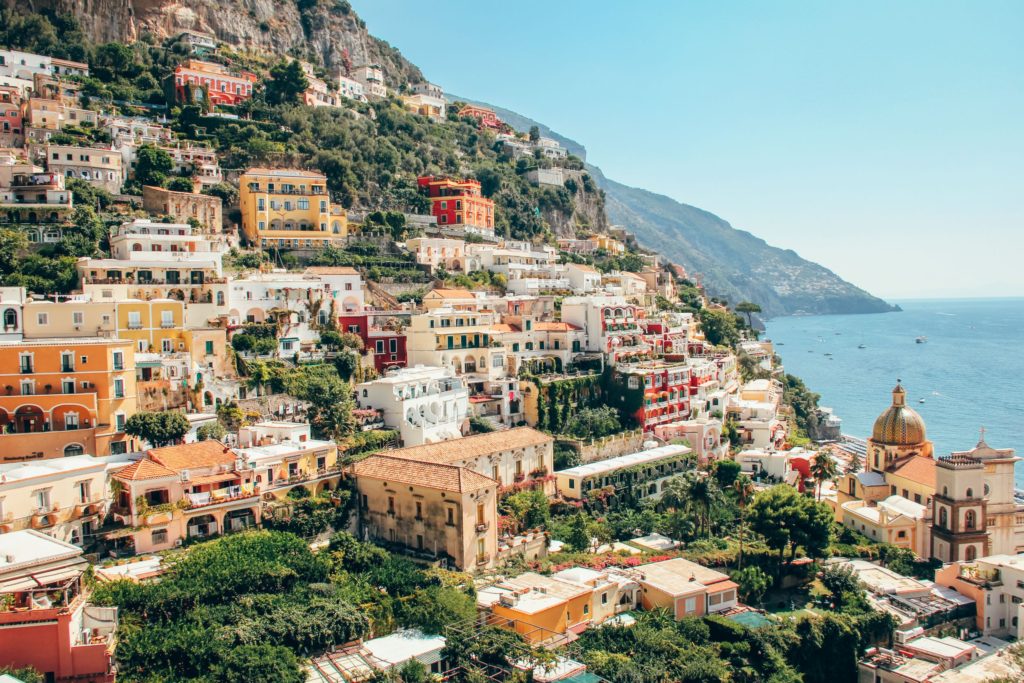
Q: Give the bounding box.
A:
[965,510,977,530]
[965,545,977,561]
[216,291,225,306]
[3,308,17,329]
[63,443,84,457]
[966,488,973,498]
[943,486,948,496]
[939,507,948,529]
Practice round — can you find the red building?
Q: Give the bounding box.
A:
[417,176,495,234]
[609,361,692,432]
[458,104,502,130]
[0,531,117,683]
[172,59,256,108]
[339,312,408,373]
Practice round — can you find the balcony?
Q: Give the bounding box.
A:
[475,521,489,532]
[184,485,259,510]
[73,498,104,517]
[476,552,491,565]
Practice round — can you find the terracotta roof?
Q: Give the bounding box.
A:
[113,458,177,481]
[489,323,517,333]
[426,288,473,299]
[535,322,581,332]
[568,264,598,273]
[148,440,236,472]
[888,455,937,488]
[304,266,360,275]
[380,428,553,465]
[353,455,495,493]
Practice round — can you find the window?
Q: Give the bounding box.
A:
[62,379,75,394]
[77,481,91,503]
[114,378,125,398]
[390,339,398,353]
[161,310,174,327]
[127,311,142,329]
[151,528,168,545]
[416,501,423,520]
[583,604,589,615]
[115,413,126,432]
[36,312,48,325]
[35,488,51,511]
[297,199,309,210]
[61,352,74,371]
[387,496,395,514]
[447,507,455,525]
[113,351,124,370]
[602,593,608,605]
[376,340,384,354]
[205,340,214,355]
[684,597,697,615]
[72,311,84,325]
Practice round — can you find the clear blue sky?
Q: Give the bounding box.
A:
[356,1,1023,299]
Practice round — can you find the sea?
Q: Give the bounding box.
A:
[765,298,1024,488]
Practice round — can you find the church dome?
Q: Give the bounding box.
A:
[871,383,927,446]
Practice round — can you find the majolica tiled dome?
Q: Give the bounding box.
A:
[871,383,927,445]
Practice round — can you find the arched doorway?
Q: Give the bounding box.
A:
[15,405,44,433]
[187,514,218,539]
[64,443,85,457]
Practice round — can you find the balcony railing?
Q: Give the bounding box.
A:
[476,552,491,565]
[185,485,258,509]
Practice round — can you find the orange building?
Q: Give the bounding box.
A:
[417,176,494,236]
[0,338,137,462]
[458,104,502,130]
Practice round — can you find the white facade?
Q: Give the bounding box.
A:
[108,219,227,274]
[337,75,367,102]
[355,365,469,446]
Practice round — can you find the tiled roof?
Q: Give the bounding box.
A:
[242,167,326,178]
[353,455,495,493]
[568,264,598,273]
[380,427,553,465]
[888,455,937,488]
[426,288,473,299]
[535,322,581,332]
[113,458,177,481]
[489,323,517,333]
[148,440,235,472]
[305,266,360,275]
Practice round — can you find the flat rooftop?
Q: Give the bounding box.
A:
[557,444,690,479]
[0,530,82,573]
[633,558,730,596]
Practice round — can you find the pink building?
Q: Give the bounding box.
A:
[108,440,261,554]
[0,530,117,682]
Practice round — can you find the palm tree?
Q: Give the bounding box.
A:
[660,476,689,513]
[810,450,839,501]
[685,473,719,538]
[733,474,755,569]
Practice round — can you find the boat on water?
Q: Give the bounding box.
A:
[915,336,928,344]
[919,399,926,404]
[858,344,866,349]
[824,352,833,356]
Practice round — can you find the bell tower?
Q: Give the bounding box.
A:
[931,455,988,563]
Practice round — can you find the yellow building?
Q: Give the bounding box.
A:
[115,299,187,354]
[233,422,341,500]
[477,572,594,643]
[238,168,347,249]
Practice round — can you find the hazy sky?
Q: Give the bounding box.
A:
[356,1,1023,300]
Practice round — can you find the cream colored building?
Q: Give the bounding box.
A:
[142,185,224,235]
[352,454,499,571]
[375,427,554,493]
[406,307,506,379]
[233,422,341,499]
[0,455,123,546]
[43,143,124,194]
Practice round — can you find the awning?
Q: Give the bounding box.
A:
[188,472,239,486]
[0,557,89,593]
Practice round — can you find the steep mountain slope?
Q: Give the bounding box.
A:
[590,166,895,317]
[449,100,894,318]
[5,0,422,85]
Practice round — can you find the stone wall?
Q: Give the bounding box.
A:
[558,429,647,465]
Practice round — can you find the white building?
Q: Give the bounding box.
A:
[405,236,469,273]
[353,64,386,99]
[337,75,367,102]
[355,365,469,446]
[227,267,364,352]
[561,294,650,364]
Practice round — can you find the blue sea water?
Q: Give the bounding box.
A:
[765,298,1024,487]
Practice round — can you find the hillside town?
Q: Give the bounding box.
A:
[0,12,1022,683]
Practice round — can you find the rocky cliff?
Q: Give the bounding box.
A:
[10,0,422,83]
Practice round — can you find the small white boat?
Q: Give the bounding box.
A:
[858,344,866,349]
[915,336,928,344]
[919,399,926,404]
